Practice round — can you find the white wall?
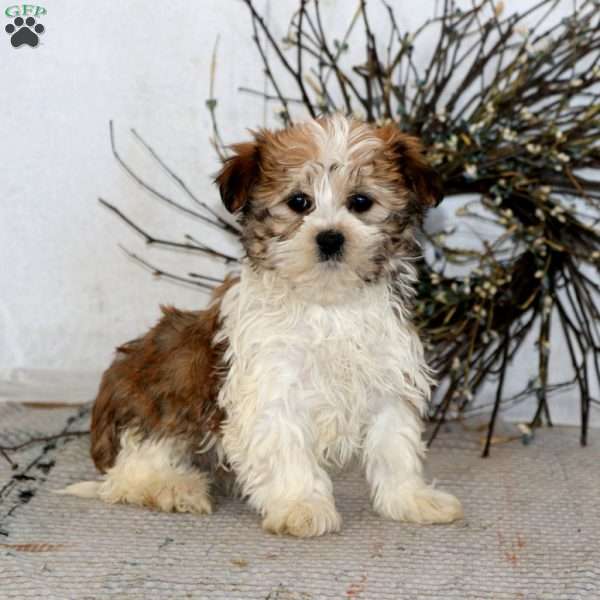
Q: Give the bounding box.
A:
[1,0,268,374]
[1,1,597,425]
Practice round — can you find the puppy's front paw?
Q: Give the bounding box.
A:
[375,483,463,524]
[262,497,342,537]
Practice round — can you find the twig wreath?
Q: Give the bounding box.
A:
[99,0,599,455]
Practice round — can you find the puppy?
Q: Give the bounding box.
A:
[61,114,463,536]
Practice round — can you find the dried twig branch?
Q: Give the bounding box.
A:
[99,198,238,263]
[129,127,239,234]
[0,431,90,453]
[0,431,90,470]
[118,245,219,292]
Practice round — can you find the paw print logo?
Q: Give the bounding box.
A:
[5,16,45,48]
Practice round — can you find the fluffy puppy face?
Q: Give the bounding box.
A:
[216,115,442,297]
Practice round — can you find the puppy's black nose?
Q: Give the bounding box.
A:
[316,229,345,260]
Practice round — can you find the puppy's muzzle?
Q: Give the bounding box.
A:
[316,229,345,261]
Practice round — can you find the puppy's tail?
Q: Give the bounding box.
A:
[53,481,102,498]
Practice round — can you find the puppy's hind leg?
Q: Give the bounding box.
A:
[59,430,212,514]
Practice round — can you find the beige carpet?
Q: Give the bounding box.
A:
[0,402,598,599]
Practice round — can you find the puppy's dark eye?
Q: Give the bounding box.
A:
[287,192,312,214]
[348,193,373,213]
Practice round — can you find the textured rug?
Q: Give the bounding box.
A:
[0,402,598,599]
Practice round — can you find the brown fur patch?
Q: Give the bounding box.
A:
[375,124,444,209]
[215,142,261,213]
[90,276,238,473]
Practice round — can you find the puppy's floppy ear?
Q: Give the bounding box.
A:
[215,141,261,213]
[377,124,444,208]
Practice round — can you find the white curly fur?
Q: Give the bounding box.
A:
[216,262,462,536]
